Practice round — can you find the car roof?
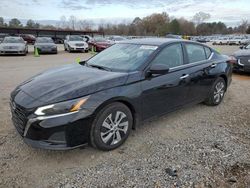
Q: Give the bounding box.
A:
[4,36,22,39]
[119,38,185,46]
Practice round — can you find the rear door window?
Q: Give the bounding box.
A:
[185,43,206,63]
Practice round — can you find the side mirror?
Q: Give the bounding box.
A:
[148,64,169,76]
[79,61,86,65]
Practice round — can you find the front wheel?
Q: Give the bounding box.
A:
[90,102,133,151]
[204,77,226,106]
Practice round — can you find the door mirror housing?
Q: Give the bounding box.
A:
[149,64,169,75]
[79,61,86,65]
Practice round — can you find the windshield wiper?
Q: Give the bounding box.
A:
[88,64,112,71]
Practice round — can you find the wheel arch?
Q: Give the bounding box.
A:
[93,97,139,130]
[219,74,228,91]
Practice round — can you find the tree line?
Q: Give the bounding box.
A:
[1,12,250,36]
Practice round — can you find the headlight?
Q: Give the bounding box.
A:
[238,59,244,66]
[19,46,25,50]
[34,96,89,116]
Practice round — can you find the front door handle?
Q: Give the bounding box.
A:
[210,63,217,68]
[180,74,189,79]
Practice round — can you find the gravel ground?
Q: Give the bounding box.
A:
[0,44,249,188]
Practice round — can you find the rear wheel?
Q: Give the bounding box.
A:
[204,77,226,106]
[90,102,133,151]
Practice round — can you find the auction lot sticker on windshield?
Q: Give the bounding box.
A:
[140,45,158,50]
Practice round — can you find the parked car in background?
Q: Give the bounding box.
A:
[0,33,9,43]
[88,37,113,52]
[19,34,36,44]
[166,34,182,39]
[232,43,250,72]
[0,36,28,55]
[64,35,88,53]
[34,37,57,54]
[10,38,232,151]
[108,36,127,43]
[196,37,207,43]
[51,37,64,44]
[212,37,229,45]
[228,37,245,45]
[81,35,93,43]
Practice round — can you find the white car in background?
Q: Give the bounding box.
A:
[0,36,28,55]
[228,37,245,45]
[107,36,127,44]
[212,37,229,45]
[64,35,88,53]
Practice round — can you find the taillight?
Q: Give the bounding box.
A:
[227,56,237,64]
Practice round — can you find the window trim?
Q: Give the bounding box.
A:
[184,42,208,64]
[169,52,214,72]
[146,42,185,70]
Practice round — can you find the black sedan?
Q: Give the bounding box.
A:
[10,38,233,151]
[233,44,250,72]
[34,37,57,54]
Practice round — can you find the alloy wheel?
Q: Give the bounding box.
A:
[213,81,225,103]
[100,111,129,145]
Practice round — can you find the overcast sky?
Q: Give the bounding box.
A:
[1,0,250,26]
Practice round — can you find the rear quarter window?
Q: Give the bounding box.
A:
[204,47,212,59]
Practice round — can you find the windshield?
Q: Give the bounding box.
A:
[93,38,107,42]
[69,36,83,41]
[3,37,24,43]
[114,37,126,41]
[36,38,54,43]
[246,44,250,49]
[87,43,157,72]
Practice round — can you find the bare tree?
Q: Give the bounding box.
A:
[192,12,211,25]
[237,19,248,34]
[68,15,77,30]
[59,15,67,29]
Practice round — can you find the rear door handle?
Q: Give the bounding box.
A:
[210,63,217,68]
[180,74,189,79]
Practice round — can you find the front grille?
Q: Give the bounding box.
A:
[3,46,18,49]
[239,56,250,66]
[10,100,28,136]
[75,43,84,47]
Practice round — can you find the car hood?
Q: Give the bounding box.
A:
[96,42,111,46]
[0,43,25,47]
[233,49,250,57]
[13,64,128,108]
[35,43,56,46]
[68,41,86,45]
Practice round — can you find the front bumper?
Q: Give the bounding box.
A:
[233,61,250,72]
[0,50,26,55]
[69,46,88,51]
[37,48,57,54]
[12,108,94,150]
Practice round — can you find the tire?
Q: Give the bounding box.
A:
[204,77,226,106]
[90,102,133,151]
